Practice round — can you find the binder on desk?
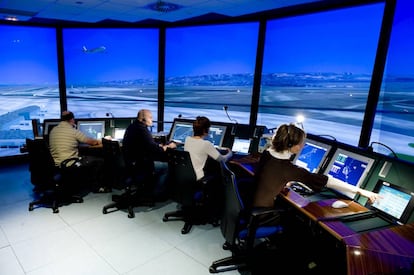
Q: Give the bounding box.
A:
[338,180,414,233]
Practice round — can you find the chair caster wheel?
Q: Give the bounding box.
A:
[103,208,108,214]
[181,224,192,234]
[162,216,168,222]
[53,208,59,213]
[29,205,34,211]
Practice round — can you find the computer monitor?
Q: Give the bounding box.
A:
[231,137,252,155]
[293,138,332,173]
[207,124,227,147]
[113,128,126,140]
[168,120,194,144]
[323,148,376,199]
[258,133,272,153]
[43,121,60,136]
[370,180,414,224]
[77,120,105,139]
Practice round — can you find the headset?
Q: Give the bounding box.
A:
[287,124,292,148]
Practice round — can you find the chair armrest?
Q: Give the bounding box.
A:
[60,157,83,169]
[250,208,283,227]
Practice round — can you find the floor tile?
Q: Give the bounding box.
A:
[0,246,25,275]
[0,163,244,275]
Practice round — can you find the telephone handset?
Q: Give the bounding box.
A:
[288,181,314,195]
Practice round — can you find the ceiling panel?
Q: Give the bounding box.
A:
[0,0,326,24]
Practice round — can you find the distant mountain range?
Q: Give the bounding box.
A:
[101,72,372,87]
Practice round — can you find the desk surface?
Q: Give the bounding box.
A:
[280,188,369,222]
[231,154,414,275]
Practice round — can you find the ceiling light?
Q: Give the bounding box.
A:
[147,1,182,13]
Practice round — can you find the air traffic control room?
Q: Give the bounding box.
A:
[0,0,413,274]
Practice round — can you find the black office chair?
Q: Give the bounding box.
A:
[26,138,84,213]
[162,149,220,234]
[102,139,155,218]
[209,162,284,273]
[101,138,126,190]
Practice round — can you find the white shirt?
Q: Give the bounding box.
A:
[184,136,231,180]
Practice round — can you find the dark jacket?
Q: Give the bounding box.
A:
[122,120,166,172]
[253,150,328,208]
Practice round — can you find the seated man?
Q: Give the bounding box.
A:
[122,109,176,200]
[49,111,108,193]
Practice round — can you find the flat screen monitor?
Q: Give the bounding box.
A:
[113,128,126,140]
[258,133,272,153]
[168,120,194,144]
[43,121,60,136]
[324,148,376,199]
[371,180,414,224]
[293,138,332,173]
[77,120,105,140]
[207,124,227,147]
[231,137,252,155]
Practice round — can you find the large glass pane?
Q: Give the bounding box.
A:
[373,0,414,162]
[258,3,384,146]
[63,28,159,125]
[165,22,259,131]
[0,25,59,157]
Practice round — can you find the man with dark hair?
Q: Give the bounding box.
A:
[49,110,108,193]
[122,109,176,199]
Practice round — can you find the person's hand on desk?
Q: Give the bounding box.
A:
[161,141,177,151]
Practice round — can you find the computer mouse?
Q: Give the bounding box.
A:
[331,200,349,209]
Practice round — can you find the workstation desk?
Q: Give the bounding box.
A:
[229,155,414,275]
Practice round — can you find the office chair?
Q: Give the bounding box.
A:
[162,149,220,234]
[209,162,284,273]
[101,138,125,190]
[26,138,83,213]
[102,139,155,218]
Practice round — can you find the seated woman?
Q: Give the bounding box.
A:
[184,116,232,181]
[184,116,233,216]
[253,122,380,209]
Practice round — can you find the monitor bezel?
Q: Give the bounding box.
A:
[43,120,60,136]
[76,120,106,140]
[293,138,332,173]
[370,179,414,224]
[208,123,227,148]
[113,127,126,140]
[231,136,252,155]
[323,147,376,199]
[168,119,194,144]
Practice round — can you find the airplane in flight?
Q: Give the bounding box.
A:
[82,45,106,53]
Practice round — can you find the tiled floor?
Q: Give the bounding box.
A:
[0,163,240,275]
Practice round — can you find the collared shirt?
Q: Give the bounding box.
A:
[49,121,90,165]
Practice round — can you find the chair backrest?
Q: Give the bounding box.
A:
[26,138,57,187]
[166,149,198,206]
[101,138,125,188]
[220,161,245,247]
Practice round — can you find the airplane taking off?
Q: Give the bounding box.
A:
[82,45,106,53]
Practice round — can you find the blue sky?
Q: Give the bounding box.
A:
[165,22,259,77]
[262,3,385,74]
[63,28,159,84]
[0,1,412,85]
[0,26,58,85]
